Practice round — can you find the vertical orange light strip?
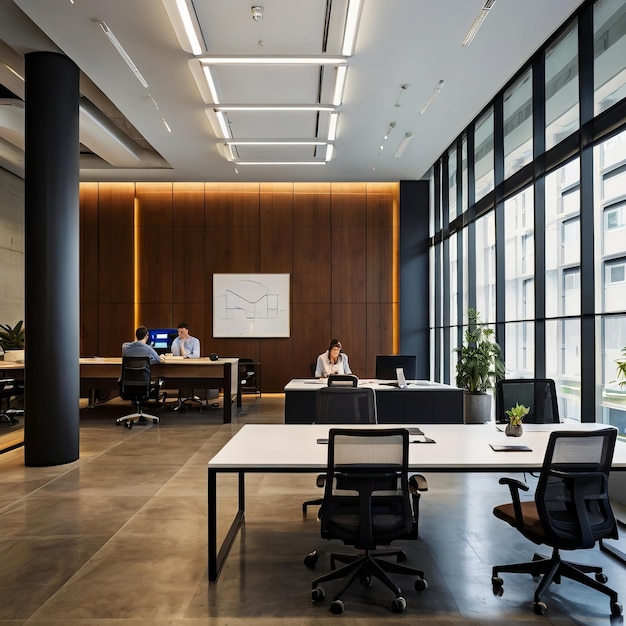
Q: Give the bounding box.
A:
[392,185,399,353]
[133,195,140,328]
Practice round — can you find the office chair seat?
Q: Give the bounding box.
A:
[0,378,24,426]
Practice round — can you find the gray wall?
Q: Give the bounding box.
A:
[0,166,24,327]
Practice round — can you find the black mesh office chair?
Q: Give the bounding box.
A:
[117,356,167,429]
[496,378,560,424]
[0,378,23,425]
[491,428,622,616]
[302,378,377,516]
[311,428,427,614]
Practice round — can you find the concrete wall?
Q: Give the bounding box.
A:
[0,166,24,327]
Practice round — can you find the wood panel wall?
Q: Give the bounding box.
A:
[79,182,398,392]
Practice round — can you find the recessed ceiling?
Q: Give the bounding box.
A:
[0,0,585,182]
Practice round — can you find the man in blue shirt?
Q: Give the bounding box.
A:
[122,326,164,364]
[171,322,201,358]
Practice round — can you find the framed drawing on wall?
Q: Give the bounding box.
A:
[213,274,290,338]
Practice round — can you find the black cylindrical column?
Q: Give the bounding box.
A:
[24,52,80,466]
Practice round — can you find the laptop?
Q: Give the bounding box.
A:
[379,367,408,388]
[396,367,408,389]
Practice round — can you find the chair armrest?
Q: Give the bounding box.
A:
[315,474,326,488]
[409,474,428,493]
[498,476,529,529]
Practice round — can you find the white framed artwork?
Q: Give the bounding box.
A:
[213,273,290,338]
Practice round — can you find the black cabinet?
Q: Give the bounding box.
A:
[239,361,261,396]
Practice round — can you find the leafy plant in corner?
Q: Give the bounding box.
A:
[0,320,25,351]
[505,403,530,426]
[454,308,505,393]
[616,347,626,388]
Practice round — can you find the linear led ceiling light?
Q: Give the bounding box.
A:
[97,21,149,88]
[332,65,348,106]
[214,104,335,112]
[342,0,362,55]
[225,140,328,146]
[462,0,498,47]
[393,132,413,158]
[328,113,339,141]
[162,0,203,55]
[198,55,347,65]
[202,66,220,103]
[420,80,445,115]
[235,160,327,166]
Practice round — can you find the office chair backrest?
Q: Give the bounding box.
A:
[315,386,376,424]
[322,428,412,547]
[327,374,358,387]
[119,356,152,402]
[536,428,618,549]
[496,378,559,423]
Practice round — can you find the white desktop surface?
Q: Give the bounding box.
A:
[208,422,626,473]
[283,378,459,392]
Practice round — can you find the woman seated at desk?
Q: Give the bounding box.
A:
[315,339,352,378]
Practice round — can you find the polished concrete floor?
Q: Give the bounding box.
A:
[0,394,625,625]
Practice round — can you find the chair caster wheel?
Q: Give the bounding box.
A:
[611,602,623,616]
[595,572,608,583]
[304,551,319,568]
[492,576,503,596]
[311,587,324,603]
[126,421,133,429]
[415,577,428,591]
[533,601,547,615]
[329,599,345,614]
[152,419,158,424]
[391,596,407,613]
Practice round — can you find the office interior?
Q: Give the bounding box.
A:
[2,0,626,622]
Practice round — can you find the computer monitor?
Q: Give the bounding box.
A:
[149,328,178,354]
[375,354,417,380]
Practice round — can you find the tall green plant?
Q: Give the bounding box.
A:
[616,347,626,388]
[454,309,505,393]
[0,320,25,350]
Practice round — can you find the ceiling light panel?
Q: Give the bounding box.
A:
[232,145,326,161]
[225,110,321,140]
[192,1,331,55]
[212,65,322,104]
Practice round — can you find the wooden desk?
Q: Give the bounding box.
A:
[80,357,240,423]
[0,362,24,380]
[284,378,463,424]
[207,422,626,581]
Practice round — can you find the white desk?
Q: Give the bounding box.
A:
[283,378,463,424]
[207,422,626,581]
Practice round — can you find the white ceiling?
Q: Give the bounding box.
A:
[0,0,585,183]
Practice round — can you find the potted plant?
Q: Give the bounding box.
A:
[504,403,529,437]
[0,320,25,362]
[616,347,626,387]
[454,308,505,423]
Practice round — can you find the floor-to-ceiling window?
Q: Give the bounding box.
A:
[429,0,626,429]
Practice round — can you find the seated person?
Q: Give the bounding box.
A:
[121,326,166,403]
[315,339,352,378]
[122,326,164,364]
[171,322,200,358]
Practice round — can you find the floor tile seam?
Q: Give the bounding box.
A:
[0,427,151,516]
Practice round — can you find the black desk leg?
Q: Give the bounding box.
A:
[223,363,232,424]
[208,469,246,582]
[600,518,626,566]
